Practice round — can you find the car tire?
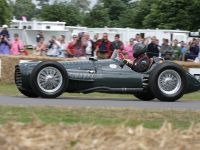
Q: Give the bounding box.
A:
[30,61,68,98]
[149,63,186,102]
[18,88,38,98]
[134,92,155,101]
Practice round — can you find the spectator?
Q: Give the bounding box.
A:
[172,39,181,60]
[123,38,134,60]
[33,37,47,56]
[135,34,142,43]
[198,39,200,62]
[179,41,187,61]
[66,32,87,58]
[66,33,78,57]
[147,36,159,58]
[36,31,44,43]
[84,32,94,57]
[58,35,67,57]
[155,39,162,57]
[95,33,112,59]
[0,34,10,55]
[93,33,99,42]
[160,39,173,60]
[185,39,199,61]
[92,33,100,58]
[111,34,124,52]
[47,36,61,57]
[142,38,150,45]
[10,33,24,55]
[0,25,10,39]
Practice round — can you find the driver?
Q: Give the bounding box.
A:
[120,43,151,72]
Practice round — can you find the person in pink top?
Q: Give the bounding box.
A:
[11,33,24,55]
[123,38,134,60]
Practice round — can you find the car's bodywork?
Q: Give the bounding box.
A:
[15,58,200,101]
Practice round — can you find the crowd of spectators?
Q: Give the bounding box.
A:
[0,25,200,62]
[0,25,26,55]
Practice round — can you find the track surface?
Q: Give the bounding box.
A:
[0,96,200,110]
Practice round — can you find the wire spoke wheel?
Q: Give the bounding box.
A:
[150,63,186,102]
[37,67,63,93]
[158,69,182,95]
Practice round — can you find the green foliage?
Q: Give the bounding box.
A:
[0,0,12,25]
[84,0,200,30]
[131,0,157,29]
[4,0,200,30]
[10,0,36,20]
[188,0,200,31]
[83,4,110,27]
[70,0,91,11]
[143,0,193,30]
[84,0,128,27]
[36,0,49,7]
[38,3,83,26]
[118,8,136,28]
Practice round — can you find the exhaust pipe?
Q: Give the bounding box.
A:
[82,87,143,94]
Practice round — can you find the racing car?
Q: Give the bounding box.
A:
[14,50,200,102]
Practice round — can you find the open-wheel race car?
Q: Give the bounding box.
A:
[15,43,200,101]
[14,51,200,102]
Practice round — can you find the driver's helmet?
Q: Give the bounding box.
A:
[133,43,147,58]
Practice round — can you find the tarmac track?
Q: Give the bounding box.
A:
[0,96,200,110]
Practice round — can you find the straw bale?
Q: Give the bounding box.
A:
[0,55,76,84]
[0,55,200,84]
[0,121,200,150]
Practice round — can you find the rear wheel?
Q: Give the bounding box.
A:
[134,92,155,101]
[18,88,38,98]
[30,61,68,98]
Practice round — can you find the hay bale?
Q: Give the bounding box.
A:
[0,55,200,84]
[0,55,76,84]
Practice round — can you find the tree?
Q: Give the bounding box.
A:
[83,4,110,27]
[70,0,91,11]
[142,0,199,31]
[100,0,127,20]
[128,0,157,29]
[39,3,83,26]
[86,0,128,27]
[36,0,49,8]
[118,8,136,28]
[10,0,36,20]
[188,0,200,31]
[0,0,12,25]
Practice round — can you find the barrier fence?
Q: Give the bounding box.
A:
[0,55,200,84]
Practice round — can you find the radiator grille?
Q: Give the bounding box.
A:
[15,66,22,88]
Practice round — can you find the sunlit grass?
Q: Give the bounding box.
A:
[0,106,200,129]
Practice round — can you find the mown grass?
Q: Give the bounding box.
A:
[0,83,200,100]
[0,84,199,129]
[0,106,200,129]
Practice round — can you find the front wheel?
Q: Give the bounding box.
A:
[150,63,186,102]
[30,61,68,98]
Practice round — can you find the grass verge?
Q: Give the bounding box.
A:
[0,106,200,129]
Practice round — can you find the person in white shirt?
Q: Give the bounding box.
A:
[58,35,67,57]
[47,36,61,57]
[84,32,93,58]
